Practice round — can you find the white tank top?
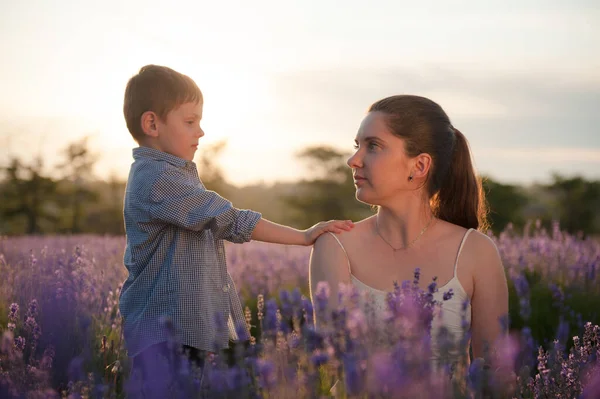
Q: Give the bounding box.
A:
[327,229,473,366]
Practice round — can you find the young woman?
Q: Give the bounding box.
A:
[309,95,509,375]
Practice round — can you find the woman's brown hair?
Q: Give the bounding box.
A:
[369,95,488,230]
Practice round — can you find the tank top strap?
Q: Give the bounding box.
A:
[327,232,352,275]
[454,228,474,277]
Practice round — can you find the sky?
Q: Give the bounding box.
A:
[1,0,599,186]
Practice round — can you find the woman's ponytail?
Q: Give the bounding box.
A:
[431,128,489,231]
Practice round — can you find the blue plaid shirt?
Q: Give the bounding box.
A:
[119,147,261,357]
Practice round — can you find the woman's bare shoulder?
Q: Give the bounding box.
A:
[311,216,374,278]
[464,229,499,257]
[458,229,503,280]
[435,220,498,255]
[314,215,375,249]
[433,221,501,273]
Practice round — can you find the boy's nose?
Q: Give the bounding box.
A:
[197,128,205,138]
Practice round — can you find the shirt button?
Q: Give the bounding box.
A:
[222,284,230,292]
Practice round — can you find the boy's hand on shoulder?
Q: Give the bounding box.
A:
[303,220,354,245]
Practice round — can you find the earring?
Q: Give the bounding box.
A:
[408,175,413,182]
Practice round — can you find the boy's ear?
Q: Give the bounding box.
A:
[140,111,159,138]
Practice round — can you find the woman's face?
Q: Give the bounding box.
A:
[347,111,414,206]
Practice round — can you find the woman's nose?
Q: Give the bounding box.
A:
[347,151,362,168]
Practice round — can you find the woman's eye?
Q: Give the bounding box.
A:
[353,144,359,150]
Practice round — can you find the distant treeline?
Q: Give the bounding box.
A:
[1,138,599,237]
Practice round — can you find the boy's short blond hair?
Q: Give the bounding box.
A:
[123,65,203,142]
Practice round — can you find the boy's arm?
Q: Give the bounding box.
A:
[251,218,354,246]
[149,168,260,243]
[149,167,353,245]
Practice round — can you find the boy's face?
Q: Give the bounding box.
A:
[155,101,204,161]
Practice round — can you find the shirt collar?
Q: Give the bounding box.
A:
[133,147,195,169]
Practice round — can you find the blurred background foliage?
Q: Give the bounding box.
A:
[1,138,599,238]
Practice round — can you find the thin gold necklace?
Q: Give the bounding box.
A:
[375,217,434,251]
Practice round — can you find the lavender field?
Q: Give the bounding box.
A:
[1,223,599,398]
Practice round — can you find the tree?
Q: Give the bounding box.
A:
[284,145,371,228]
[55,137,99,233]
[295,146,350,183]
[544,174,600,236]
[0,157,58,234]
[195,140,231,197]
[82,173,126,235]
[482,177,530,234]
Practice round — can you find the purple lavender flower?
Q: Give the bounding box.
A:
[342,353,363,395]
[1,225,599,397]
[549,282,566,313]
[310,352,329,367]
[67,356,86,382]
[8,303,18,322]
[291,287,302,307]
[468,357,485,392]
[302,297,314,327]
[369,351,404,394]
[303,327,324,352]
[588,259,597,282]
[520,301,532,320]
[27,299,39,318]
[413,267,421,287]
[582,366,600,398]
[556,317,570,348]
[25,316,37,331]
[256,359,276,390]
[313,281,330,313]
[279,289,293,322]
[263,299,278,333]
[518,327,536,369]
[462,298,469,312]
[1,330,13,353]
[14,336,26,351]
[235,323,248,345]
[40,346,56,370]
[427,279,438,295]
[513,274,531,319]
[401,280,410,291]
[442,289,454,301]
[346,308,367,337]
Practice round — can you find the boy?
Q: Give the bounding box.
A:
[118,65,353,392]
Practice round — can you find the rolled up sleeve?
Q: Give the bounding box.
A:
[149,168,261,242]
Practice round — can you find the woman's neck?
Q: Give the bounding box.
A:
[375,201,435,250]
